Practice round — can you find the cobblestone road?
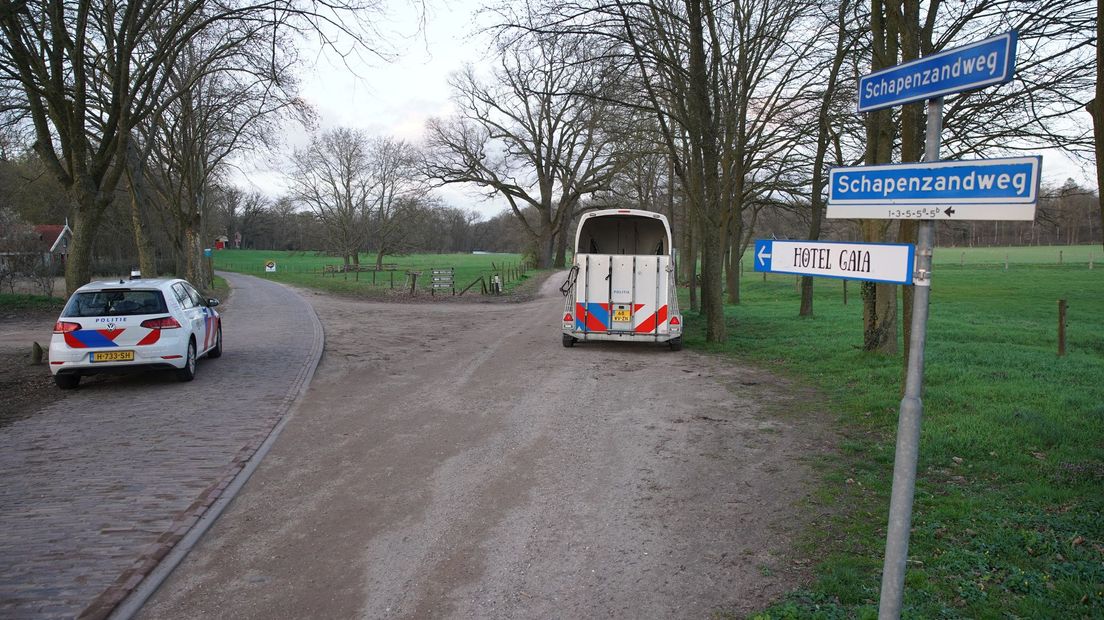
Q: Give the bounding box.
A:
[0,273,323,619]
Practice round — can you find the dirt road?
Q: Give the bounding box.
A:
[140,275,833,619]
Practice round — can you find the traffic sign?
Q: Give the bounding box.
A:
[264,260,276,273]
[753,239,915,285]
[826,156,1041,220]
[857,31,1017,112]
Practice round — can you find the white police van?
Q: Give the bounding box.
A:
[561,209,683,350]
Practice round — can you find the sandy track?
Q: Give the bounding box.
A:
[140,275,833,619]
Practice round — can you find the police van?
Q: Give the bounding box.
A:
[561,209,683,350]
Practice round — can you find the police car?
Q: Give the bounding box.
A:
[49,274,222,389]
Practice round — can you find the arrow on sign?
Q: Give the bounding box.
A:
[944,207,956,217]
[757,244,772,267]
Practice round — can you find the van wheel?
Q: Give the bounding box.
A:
[668,337,683,352]
[176,340,197,382]
[54,374,80,390]
[562,334,576,348]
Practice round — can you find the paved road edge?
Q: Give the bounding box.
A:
[105,274,326,620]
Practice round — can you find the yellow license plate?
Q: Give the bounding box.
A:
[91,350,135,363]
[613,309,631,322]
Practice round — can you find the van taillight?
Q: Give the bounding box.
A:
[53,321,80,333]
[141,317,181,329]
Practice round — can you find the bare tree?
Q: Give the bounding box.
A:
[364,137,426,268]
[136,21,307,287]
[424,30,620,269]
[0,0,386,293]
[288,128,372,268]
[798,0,861,317]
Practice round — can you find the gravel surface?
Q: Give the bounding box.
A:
[0,310,60,428]
[140,274,836,619]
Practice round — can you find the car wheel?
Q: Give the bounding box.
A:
[207,326,223,359]
[562,334,576,348]
[54,374,80,390]
[668,337,683,352]
[176,340,197,382]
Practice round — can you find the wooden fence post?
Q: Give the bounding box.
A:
[1058,299,1067,357]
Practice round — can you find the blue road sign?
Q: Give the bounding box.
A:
[826,156,1041,221]
[753,239,915,285]
[857,31,1017,113]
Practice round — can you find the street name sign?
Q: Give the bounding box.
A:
[857,31,1017,112]
[753,239,915,285]
[826,156,1041,221]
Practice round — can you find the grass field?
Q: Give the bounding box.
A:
[0,293,65,312]
[686,247,1103,618]
[932,244,1101,266]
[211,249,532,296]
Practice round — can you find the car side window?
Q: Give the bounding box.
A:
[172,283,195,309]
[184,283,206,307]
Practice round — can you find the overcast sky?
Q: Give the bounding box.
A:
[230,0,507,219]
[230,1,1096,222]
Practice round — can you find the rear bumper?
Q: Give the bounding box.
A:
[48,340,189,375]
[52,362,183,376]
[563,329,680,343]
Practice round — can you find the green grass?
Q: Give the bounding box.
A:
[0,293,66,312]
[212,249,533,297]
[687,252,1103,618]
[932,244,1101,267]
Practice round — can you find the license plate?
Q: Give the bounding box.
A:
[613,309,631,322]
[91,350,135,363]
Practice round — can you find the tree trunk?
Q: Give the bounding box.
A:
[128,191,157,277]
[686,213,698,312]
[895,0,923,367]
[554,211,572,268]
[537,226,555,269]
[65,207,99,296]
[860,0,899,354]
[183,220,208,288]
[725,218,740,304]
[125,142,158,277]
[699,220,726,341]
[376,249,385,270]
[64,188,109,295]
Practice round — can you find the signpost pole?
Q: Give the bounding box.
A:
[878,97,942,619]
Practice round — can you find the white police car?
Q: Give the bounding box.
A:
[49,276,222,389]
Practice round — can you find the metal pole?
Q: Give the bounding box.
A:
[878,96,941,620]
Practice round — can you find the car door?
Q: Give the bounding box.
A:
[172,282,206,353]
[183,282,217,353]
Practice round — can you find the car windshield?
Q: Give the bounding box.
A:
[62,289,169,317]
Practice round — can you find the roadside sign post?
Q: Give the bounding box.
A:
[830,31,1034,619]
[753,240,915,285]
[827,156,1042,221]
[876,98,941,620]
[857,32,1016,112]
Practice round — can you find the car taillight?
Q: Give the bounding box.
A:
[53,321,80,333]
[141,317,181,329]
